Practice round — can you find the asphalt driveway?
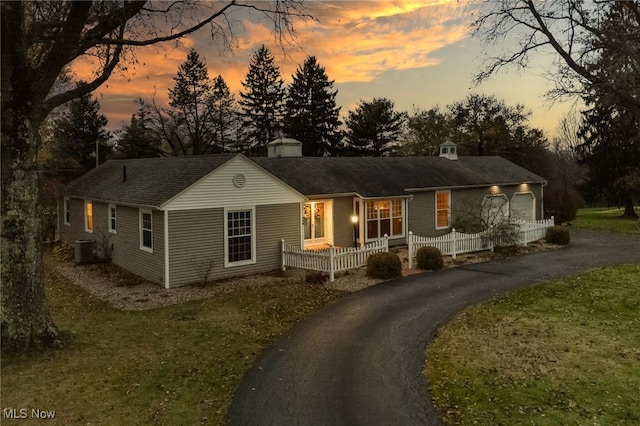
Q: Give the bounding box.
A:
[227,228,640,426]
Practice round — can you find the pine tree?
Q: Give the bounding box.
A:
[210,75,237,153]
[284,56,342,156]
[344,98,406,156]
[52,90,111,176]
[577,3,640,217]
[168,49,215,155]
[115,102,165,159]
[239,45,286,153]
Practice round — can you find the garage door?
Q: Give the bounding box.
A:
[511,193,534,221]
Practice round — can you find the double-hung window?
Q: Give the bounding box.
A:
[365,199,403,240]
[435,191,450,229]
[108,204,117,233]
[140,209,153,252]
[225,208,255,267]
[64,198,71,225]
[84,200,93,233]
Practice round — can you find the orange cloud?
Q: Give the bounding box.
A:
[70,0,472,129]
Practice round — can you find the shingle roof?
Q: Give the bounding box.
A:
[64,155,236,207]
[64,154,546,206]
[253,156,546,198]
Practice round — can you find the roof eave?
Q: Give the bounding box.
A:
[405,180,547,193]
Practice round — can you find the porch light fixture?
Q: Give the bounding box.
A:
[350,214,359,224]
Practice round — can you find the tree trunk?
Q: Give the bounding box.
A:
[1,103,60,354]
[622,195,638,218]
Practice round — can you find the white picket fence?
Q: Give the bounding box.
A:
[408,217,555,268]
[281,236,389,282]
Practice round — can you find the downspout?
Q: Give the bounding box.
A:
[164,210,170,289]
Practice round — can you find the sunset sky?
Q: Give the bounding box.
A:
[78,1,576,140]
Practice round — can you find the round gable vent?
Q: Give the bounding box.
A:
[232,173,246,188]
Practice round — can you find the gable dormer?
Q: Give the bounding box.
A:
[439,140,458,160]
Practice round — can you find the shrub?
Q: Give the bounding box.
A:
[546,226,570,245]
[366,252,402,279]
[416,246,444,271]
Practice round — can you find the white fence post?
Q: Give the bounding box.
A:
[281,239,286,272]
[408,231,413,269]
[329,244,335,282]
[383,234,389,252]
[451,228,457,259]
[490,226,495,252]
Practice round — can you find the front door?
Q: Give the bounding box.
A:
[303,202,326,246]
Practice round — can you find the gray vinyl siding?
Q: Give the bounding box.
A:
[58,198,119,253]
[58,198,165,285]
[331,197,355,248]
[59,197,95,243]
[407,192,437,237]
[110,206,165,285]
[168,203,300,287]
[407,184,544,238]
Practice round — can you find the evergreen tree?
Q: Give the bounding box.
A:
[577,3,640,217]
[284,56,342,156]
[239,45,286,153]
[210,75,237,153]
[51,89,111,176]
[344,98,407,156]
[115,102,165,159]
[168,49,216,155]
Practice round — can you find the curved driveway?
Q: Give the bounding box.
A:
[227,229,640,426]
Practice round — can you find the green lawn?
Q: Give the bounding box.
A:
[1,267,344,425]
[425,264,640,425]
[426,206,640,424]
[571,206,640,234]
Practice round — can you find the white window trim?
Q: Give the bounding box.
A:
[139,209,153,253]
[84,200,93,233]
[364,199,405,242]
[303,200,332,246]
[435,190,451,230]
[64,197,71,226]
[224,206,256,268]
[108,204,117,234]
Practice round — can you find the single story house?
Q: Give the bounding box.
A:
[59,140,546,288]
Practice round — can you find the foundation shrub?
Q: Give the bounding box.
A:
[546,226,570,245]
[416,246,444,270]
[366,252,402,279]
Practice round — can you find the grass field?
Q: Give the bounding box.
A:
[1,268,343,425]
[426,264,640,425]
[426,208,640,425]
[571,206,640,234]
